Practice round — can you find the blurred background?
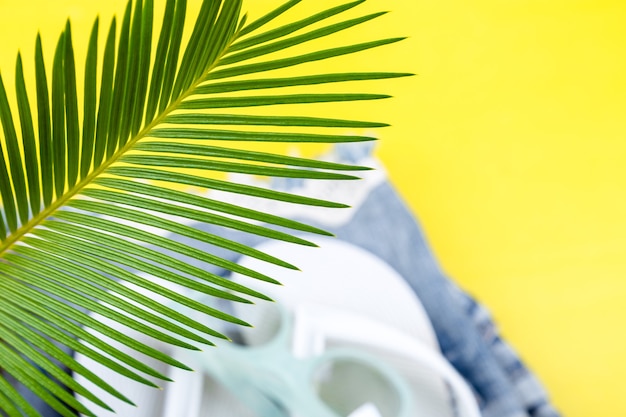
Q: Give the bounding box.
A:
[1,1,625,415]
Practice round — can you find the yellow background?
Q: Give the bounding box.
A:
[1,1,625,415]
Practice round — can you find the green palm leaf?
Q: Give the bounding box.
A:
[0,0,409,415]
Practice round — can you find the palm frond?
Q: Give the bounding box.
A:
[0,0,409,415]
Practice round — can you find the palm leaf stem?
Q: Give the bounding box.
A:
[0,17,243,257]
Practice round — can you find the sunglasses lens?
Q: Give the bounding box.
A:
[312,357,400,417]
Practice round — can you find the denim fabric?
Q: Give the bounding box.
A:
[447,282,561,417]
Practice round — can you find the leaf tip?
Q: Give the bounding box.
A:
[355,165,375,171]
[121,397,137,407]
[177,363,194,372]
